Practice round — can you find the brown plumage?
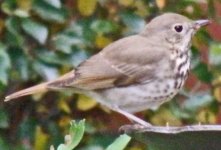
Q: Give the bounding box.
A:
[5,13,210,126]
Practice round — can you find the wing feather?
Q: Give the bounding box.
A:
[65,35,169,90]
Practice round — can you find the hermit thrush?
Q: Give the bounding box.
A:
[5,13,210,126]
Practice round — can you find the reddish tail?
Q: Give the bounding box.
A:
[4,70,76,102]
[4,82,49,102]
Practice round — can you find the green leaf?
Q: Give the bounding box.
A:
[195,29,211,46]
[57,120,85,150]
[9,47,30,81]
[53,21,91,54]
[35,47,88,67]
[14,9,29,18]
[0,43,11,85]
[106,134,131,150]
[169,101,191,119]
[78,145,103,150]
[44,0,61,8]
[0,108,9,129]
[35,48,65,65]
[33,0,68,23]
[91,20,118,34]
[33,61,59,81]
[21,19,48,44]
[0,136,10,150]
[1,0,30,17]
[1,0,16,15]
[209,43,221,66]
[48,122,63,149]
[183,92,213,113]
[77,19,97,42]
[54,34,85,54]
[192,63,212,83]
[69,48,89,66]
[120,11,145,35]
[5,17,24,46]
[208,0,216,17]
[18,117,37,141]
[5,17,20,35]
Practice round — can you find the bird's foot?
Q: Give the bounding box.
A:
[112,106,152,127]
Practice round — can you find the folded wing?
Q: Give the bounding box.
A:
[58,35,168,90]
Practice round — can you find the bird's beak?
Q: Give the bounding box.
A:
[192,19,211,30]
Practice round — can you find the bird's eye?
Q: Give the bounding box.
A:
[174,25,183,32]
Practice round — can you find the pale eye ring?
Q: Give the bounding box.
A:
[174,25,183,32]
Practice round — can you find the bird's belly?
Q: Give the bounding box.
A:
[89,78,180,113]
[87,53,190,113]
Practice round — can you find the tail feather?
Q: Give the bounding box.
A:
[4,70,76,102]
[4,82,49,102]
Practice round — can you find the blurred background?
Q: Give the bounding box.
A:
[0,0,221,149]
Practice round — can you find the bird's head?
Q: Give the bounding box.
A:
[140,13,210,49]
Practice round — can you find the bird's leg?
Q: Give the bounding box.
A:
[112,106,152,127]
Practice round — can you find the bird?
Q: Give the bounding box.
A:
[4,13,210,127]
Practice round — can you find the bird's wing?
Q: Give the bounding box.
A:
[49,35,169,90]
